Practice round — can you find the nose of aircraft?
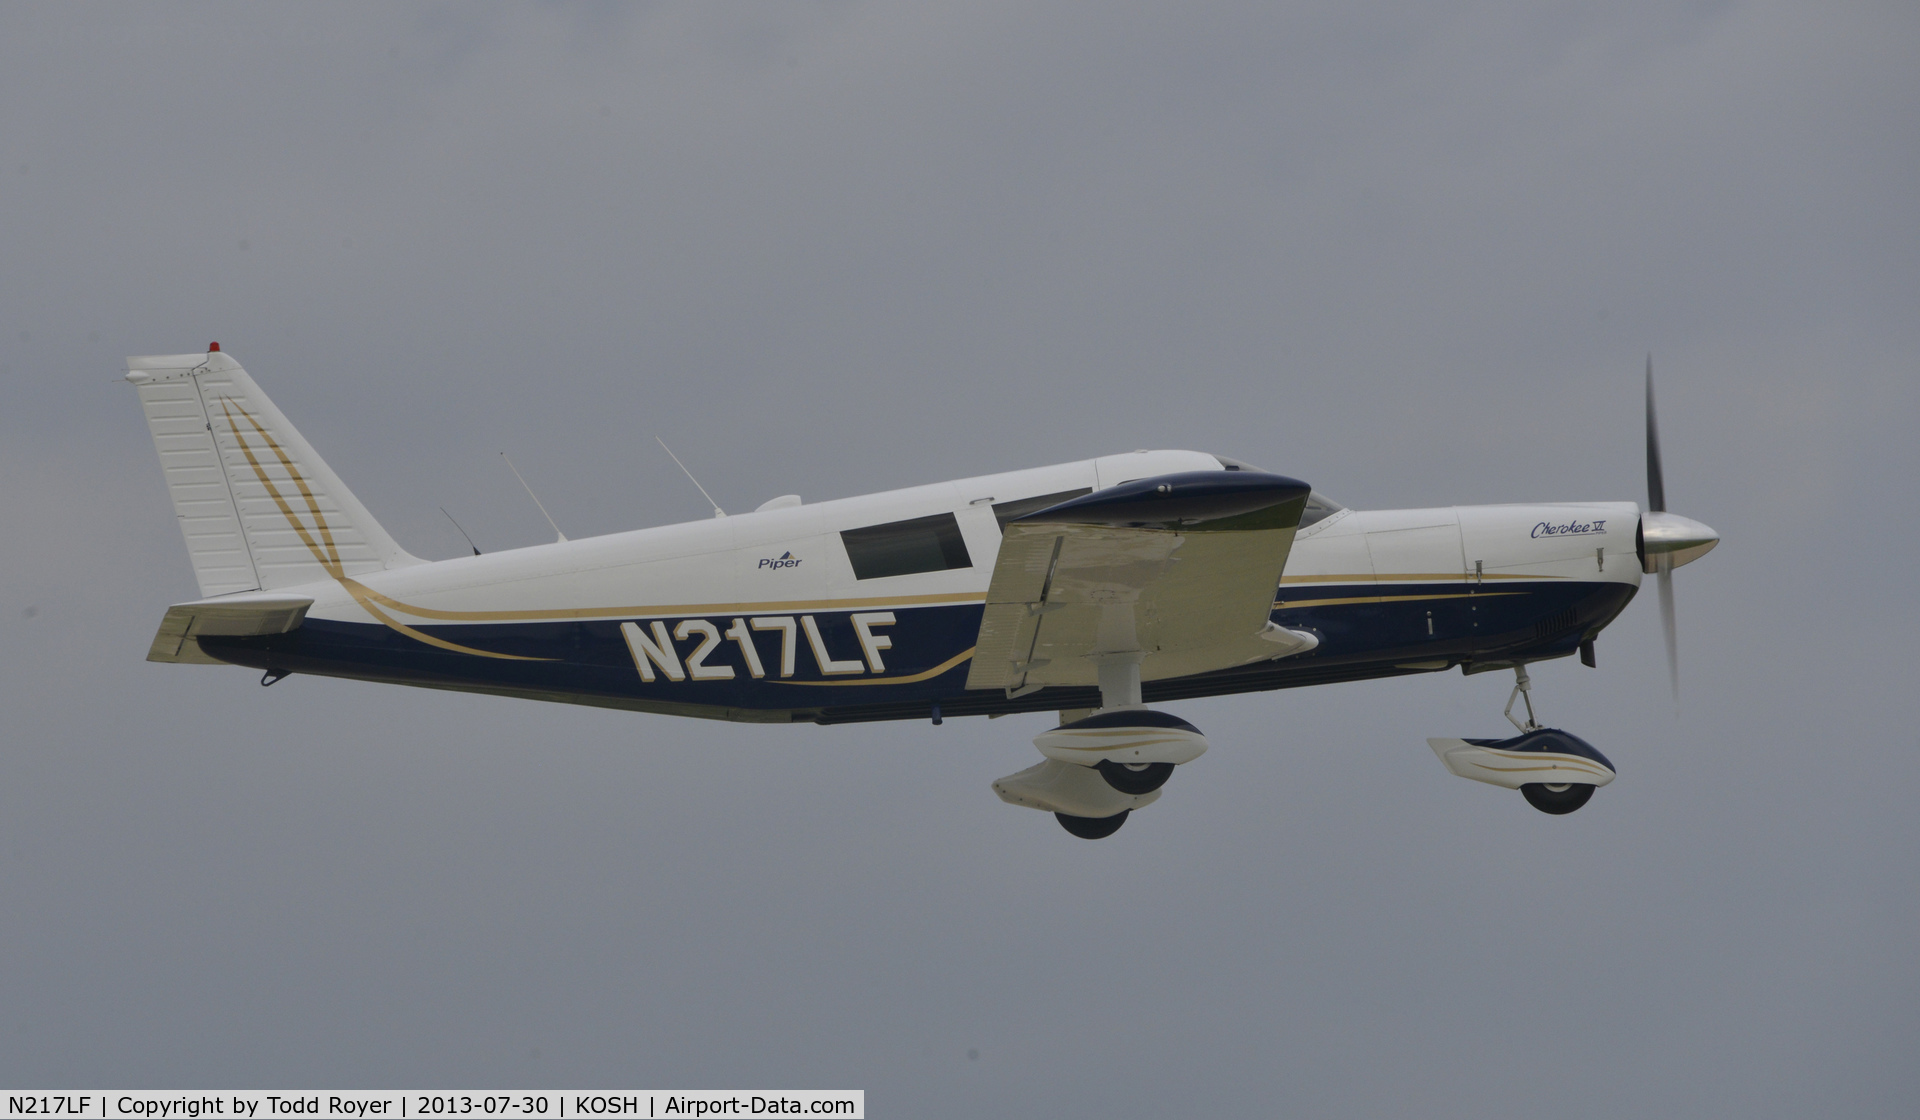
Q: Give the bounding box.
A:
[1638,511,1719,573]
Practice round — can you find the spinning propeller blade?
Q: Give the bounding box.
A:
[1647,357,1678,700]
[1638,356,1722,703]
[1655,555,1678,701]
[1645,355,1666,514]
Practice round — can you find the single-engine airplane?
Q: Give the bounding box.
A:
[129,346,1718,838]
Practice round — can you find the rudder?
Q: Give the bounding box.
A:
[127,346,421,597]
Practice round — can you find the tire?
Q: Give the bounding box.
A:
[1521,782,1595,815]
[1095,760,1174,795]
[1055,810,1130,839]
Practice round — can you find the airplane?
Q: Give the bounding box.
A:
[127,345,1719,838]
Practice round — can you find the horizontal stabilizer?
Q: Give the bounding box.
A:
[147,595,312,664]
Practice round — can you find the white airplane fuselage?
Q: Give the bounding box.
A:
[173,447,1641,724]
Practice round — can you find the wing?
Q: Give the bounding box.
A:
[966,471,1319,693]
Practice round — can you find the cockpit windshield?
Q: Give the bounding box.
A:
[1300,490,1344,528]
[1212,454,1345,528]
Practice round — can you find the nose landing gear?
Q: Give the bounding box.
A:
[1428,664,1616,815]
[1520,781,1596,815]
[1505,663,1542,733]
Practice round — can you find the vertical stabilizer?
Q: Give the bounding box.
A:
[126,348,421,597]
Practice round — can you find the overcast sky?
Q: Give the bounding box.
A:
[2,3,1916,1115]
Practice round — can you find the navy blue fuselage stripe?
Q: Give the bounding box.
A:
[199,580,1636,720]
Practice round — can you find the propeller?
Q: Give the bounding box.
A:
[1646,358,1679,698]
[1639,356,1720,701]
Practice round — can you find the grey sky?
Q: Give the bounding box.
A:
[2,3,1916,1114]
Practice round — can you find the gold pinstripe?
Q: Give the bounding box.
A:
[1280,572,1561,583]
[1274,592,1526,609]
[222,397,977,673]
[221,398,553,661]
[349,584,986,623]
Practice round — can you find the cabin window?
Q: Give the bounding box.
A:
[841,513,973,580]
[990,488,1093,532]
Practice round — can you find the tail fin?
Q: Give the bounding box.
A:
[126,347,422,597]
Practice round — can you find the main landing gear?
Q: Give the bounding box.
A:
[1096,759,1175,795]
[1427,664,1617,815]
[991,656,1207,839]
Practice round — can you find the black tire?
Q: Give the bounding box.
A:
[1095,760,1174,795]
[1521,782,1595,815]
[1055,810,1130,839]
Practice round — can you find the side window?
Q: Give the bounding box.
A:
[841,513,973,580]
[990,488,1092,533]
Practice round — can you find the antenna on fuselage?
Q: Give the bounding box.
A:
[656,436,726,518]
[500,452,568,543]
[440,507,482,556]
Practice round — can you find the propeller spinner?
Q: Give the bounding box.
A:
[1638,356,1720,698]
